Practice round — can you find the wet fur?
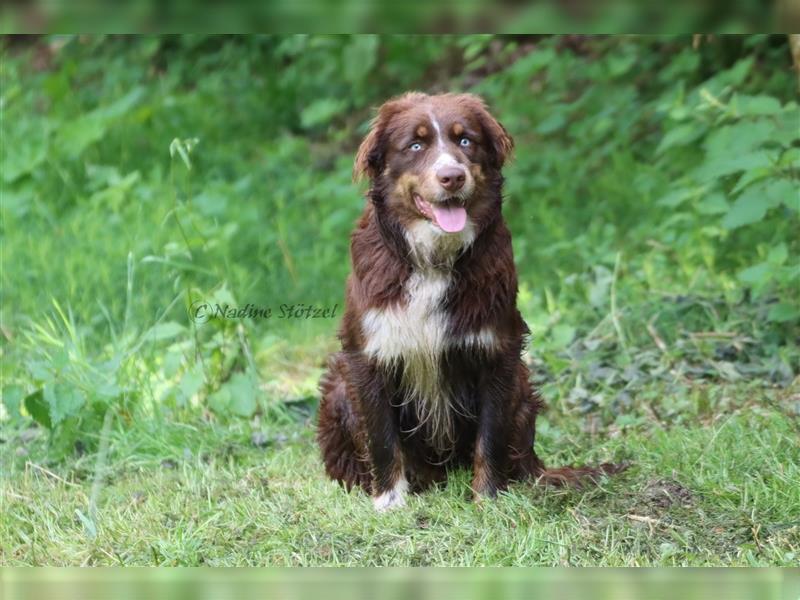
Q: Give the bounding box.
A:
[318,92,621,506]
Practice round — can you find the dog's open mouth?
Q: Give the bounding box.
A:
[413,193,467,233]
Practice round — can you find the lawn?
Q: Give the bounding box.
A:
[2,381,798,566]
[1,35,798,566]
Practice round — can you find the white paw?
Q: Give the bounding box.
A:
[372,478,409,512]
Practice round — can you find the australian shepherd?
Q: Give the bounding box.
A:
[317,92,618,511]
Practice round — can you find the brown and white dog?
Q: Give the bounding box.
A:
[318,92,617,511]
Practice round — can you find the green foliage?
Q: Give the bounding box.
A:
[15,299,130,456]
[652,57,799,308]
[1,35,797,462]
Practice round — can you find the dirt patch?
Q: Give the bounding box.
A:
[643,478,694,509]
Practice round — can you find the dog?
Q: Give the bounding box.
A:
[317,92,618,511]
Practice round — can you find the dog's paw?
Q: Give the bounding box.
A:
[471,472,504,503]
[472,486,499,504]
[372,479,409,512]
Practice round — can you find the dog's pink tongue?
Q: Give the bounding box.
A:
[431,204,467,233]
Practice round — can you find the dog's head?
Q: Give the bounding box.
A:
[354,92,513,239]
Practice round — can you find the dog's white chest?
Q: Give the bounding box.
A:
[361,269,455,449]
[362,270,450,363]
[360,262,497,450]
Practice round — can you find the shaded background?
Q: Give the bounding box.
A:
[1,2,799,33]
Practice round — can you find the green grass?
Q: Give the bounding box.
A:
[2,380,798,566]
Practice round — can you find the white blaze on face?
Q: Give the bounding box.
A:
[432,150,461,171]
[428,110,446,151]
[428,111,461,172]
[423,109,474,204]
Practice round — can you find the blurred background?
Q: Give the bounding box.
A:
[0,35,798,566]
[1,1,799,33]
[2,567,798,599]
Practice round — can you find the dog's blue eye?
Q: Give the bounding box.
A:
[410,142,423,152]
[459,137,471,147]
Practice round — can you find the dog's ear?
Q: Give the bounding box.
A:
[459,94,514,168]
[353,94,421,182]
[353,123,382,182]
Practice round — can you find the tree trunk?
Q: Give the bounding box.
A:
[790,34,800,94]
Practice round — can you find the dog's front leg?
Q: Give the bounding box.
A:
[347,352,408,511]
[472,356,517,500]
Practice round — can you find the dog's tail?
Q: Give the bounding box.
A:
[534,462,628,487]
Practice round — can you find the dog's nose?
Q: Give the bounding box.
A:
[437,166,466,192]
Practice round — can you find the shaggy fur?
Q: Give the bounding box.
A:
[318,92,619,510]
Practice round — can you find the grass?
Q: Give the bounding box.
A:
[2,379,798,566]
